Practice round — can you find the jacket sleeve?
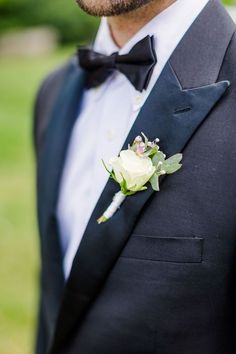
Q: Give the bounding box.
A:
[32,59,73,160]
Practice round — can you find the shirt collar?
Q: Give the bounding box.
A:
[93,17,119,55]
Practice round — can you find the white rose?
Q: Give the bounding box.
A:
[109,149,155,192]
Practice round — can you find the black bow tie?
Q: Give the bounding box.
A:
[77,35,157,92]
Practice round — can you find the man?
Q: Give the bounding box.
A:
[33,0,236,353]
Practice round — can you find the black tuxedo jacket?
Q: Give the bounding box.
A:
[34,1,236,353]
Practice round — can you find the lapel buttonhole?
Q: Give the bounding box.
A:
[174,106,192,115]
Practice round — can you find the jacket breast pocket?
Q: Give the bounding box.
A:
[121,235,204,263]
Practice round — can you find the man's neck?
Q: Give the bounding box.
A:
[107,0,176,48]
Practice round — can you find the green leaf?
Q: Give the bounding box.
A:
[110,171,118,182]
[125,189,142,196]
[119,174,129,194]
[165,153,183,165]
[152,151,166,166]
[149,173,160,191]
[162,153,183,175]
[120,181,127,194]
[163,163,182,174]
[144,146,157,158]
[102,159,118,182]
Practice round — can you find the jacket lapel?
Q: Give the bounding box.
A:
[37,62,87,347]
[38,60,86,240]
[49,1,235,352]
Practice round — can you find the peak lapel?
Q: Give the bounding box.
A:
[50,1,235,352]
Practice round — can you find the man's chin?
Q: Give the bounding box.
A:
[75,0,154,17]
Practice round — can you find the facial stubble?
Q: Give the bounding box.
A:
[75,0,155,17]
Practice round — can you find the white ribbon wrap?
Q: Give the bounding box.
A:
[103,191,126,220]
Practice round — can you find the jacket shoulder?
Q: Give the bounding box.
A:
[219,29,236,86]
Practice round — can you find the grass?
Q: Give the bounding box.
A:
[225,0,236,4]
[0,46,74,354]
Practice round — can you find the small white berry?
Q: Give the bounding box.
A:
[135,135,142,142]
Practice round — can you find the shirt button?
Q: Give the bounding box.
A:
[133,94,144,111]
[135,95,143,104]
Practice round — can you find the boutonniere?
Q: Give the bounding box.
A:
[97,133,183,224]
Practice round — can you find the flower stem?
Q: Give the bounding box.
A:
[97,215,108,224]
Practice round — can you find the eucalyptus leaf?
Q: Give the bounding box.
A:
[163,163,182,174]
[165,153,183,165]
[152,151,166,166]
[150,173,160,191]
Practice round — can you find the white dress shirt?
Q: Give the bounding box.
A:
[57,0,210,279]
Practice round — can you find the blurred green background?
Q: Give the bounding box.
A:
[0,1,235,354]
